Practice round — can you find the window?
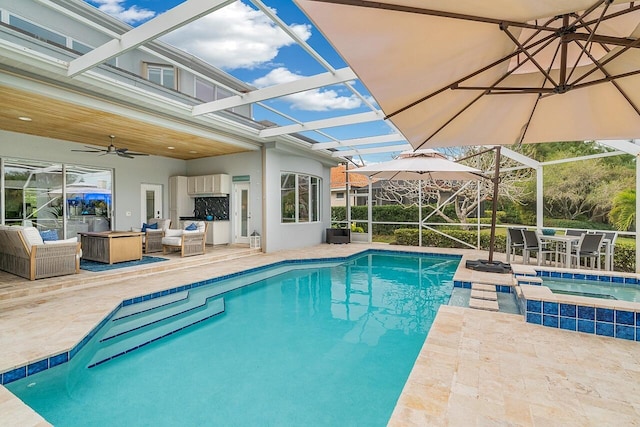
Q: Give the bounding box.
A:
[146,64,176,89]
[195,77,215,102]
[336,192,344,199]
[9,15,67,46]
[281,173,320,223]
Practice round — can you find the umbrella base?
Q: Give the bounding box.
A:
[465,259,512,274]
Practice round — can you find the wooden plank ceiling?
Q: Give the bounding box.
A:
[0,85,253,160]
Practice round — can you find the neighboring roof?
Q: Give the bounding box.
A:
[330,164,371,189]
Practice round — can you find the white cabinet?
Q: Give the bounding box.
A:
[204,221,230,245]
[169,176,193,228]
[187,174,230,196]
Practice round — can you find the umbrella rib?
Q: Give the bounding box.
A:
[571,37,640,87]
[389,31,557,119]
[571,40,640,116]
[565,1,611,83]
[575,2,640,30]
[501,27,558,88]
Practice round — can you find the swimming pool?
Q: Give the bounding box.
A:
[7,251,458,426]
[543,277,640,302]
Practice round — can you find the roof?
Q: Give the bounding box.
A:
[330,164,371,189]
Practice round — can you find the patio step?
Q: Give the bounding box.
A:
[88,297,225,368]
[469,283,499,311]
[470,289,497,301]
[468,298,499,312]
[471,283,496,292]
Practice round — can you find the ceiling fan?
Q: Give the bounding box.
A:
[71,135,149,159]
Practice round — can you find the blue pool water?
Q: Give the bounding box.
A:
[543,277,640,302]
[7,252,458,426]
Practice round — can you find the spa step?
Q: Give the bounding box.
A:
[88,297,225,368]
[112,291,189,321]
[468,298,499,312]
[471,283,496,292]
[470,289,497,301]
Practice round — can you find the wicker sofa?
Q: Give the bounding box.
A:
[0,226,81,280]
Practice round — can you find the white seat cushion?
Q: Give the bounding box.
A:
[162,236,182,246]
[43,237,78,245]
[164,229,183,238]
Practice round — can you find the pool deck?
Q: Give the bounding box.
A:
[1,243,639,426]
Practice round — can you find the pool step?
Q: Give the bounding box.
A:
[469,283,499,312]
[88,296,225,368]
[111,291,189,321]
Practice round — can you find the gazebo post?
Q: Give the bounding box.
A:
[488,146,501,264]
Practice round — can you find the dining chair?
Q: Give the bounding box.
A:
[522,230,554,266]
[507,228,525,262]
[569,233,605,269]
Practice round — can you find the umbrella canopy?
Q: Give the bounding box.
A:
[296,0,640,149]
[351,149,484,181]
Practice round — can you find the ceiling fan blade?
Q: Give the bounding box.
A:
[118,152,135,159]
[71,149,102,153]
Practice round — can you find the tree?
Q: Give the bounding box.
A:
[609,189,636,231]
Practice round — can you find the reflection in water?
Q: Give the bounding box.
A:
[273,253,456,346]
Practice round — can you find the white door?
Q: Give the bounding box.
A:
[141,183,163,224]
[233,182,250,244]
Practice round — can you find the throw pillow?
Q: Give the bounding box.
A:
[141,223,149,232]
[147,222,158,230]
[185,222,197,231]
[40,229,59,241]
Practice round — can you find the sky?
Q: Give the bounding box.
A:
[82,0,405,163]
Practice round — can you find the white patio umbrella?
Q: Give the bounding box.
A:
[350,149,485,251]
[296,0,640,148]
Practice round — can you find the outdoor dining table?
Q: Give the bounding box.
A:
[537,234,580,269]
[537,233,613,270]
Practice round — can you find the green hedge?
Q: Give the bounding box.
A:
[394,228,507,253]
[394,228,636,272]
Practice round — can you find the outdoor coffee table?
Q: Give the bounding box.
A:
[79,231,144,264]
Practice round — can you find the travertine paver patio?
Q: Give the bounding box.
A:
[1,243,639,426]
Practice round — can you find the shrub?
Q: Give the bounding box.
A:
[394,228,506,253]
[613,241,635,273]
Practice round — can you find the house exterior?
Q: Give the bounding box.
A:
[0,0,340,253]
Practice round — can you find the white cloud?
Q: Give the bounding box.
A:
[161,2,311,70]
[87,0,155,24]
[253,67,363,111]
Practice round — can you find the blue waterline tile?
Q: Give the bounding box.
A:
[637,312,640,327]
[596,308,614,323]
[611,276,624,283]
[2,366,26,384]
[561,272,573,279]
[578,306,595,320]
[578,319,595,334]
[560,304,576,318]
[49,352,68,367]
[625,277,638,285]
[559,317,577,331]
[596,322,614,337]
[543,301,559,316]
[550,271,561,278]
[574,273,586,280]
[598,275,612,282]
[615,325,635,341]
[543,315,558,328]
[616,310,634,326]
[27,359,48,376]
[586,274,598,281]
[526,312,542,324]
[527,300,542,313]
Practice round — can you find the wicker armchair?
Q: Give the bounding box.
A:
[0,226,80,280]
[162,221,207,257]
[143,218,171,254]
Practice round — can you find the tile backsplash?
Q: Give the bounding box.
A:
[194,196,229,220]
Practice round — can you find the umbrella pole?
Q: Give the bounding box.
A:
[419,180,422,247]
[488,146,501,264]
